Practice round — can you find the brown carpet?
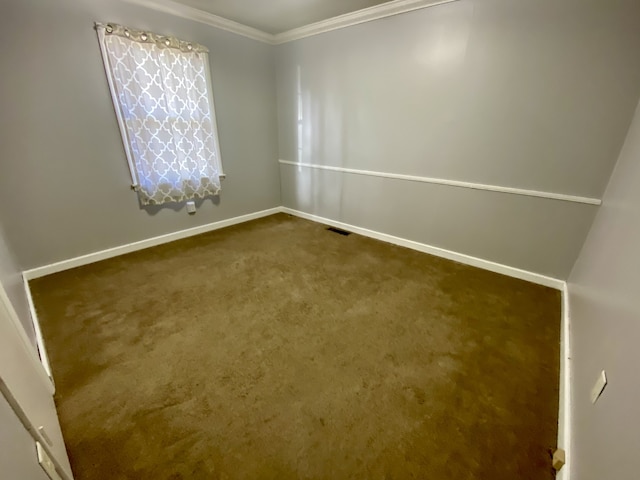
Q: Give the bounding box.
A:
[31,213,560,480]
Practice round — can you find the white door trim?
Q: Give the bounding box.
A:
[0,285,52,394]
[0,284,73,478]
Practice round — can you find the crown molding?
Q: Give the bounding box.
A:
[122,0,460,45]
[122,0,274,44]
[273,0,460,44]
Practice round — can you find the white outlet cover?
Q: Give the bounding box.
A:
[36,442,62,480]
[590,370,607,404]
[186,201,196,214]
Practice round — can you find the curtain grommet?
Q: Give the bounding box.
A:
[124,30,130,37]
[164,39,171,46]
[141,32,148,41]
[105,24,113,34]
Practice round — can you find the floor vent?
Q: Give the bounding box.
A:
[327,227,351,236]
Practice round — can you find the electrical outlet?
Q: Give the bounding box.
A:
[36,442,61,480]
[186,201,196,214]
[590,370,607,404]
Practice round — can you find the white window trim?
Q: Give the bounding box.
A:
[202,53,225,180]
[95,24,140,189]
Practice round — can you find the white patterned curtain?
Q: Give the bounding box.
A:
[96,23,223,205]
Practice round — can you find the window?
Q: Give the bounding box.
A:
[96,22,224,205]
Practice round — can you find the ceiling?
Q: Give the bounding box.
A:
[171,0,394,34]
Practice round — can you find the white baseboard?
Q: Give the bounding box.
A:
[21,203,570,476]
[282,206,571,477]
[280,207,564,290]
[20,206,279,393]
[22,207,281,280]
[557,282,572,480]
[24,205,566,288]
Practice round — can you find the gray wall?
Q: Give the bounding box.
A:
[3,0,640,279]
[568,98,640,479]
[0,0,280,269]
[0,223,34,346]
[276,0,640,279]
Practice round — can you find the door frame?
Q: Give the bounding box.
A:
[0,285,52,394]
[0,283,73,479]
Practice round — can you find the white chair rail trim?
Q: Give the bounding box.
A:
[279,160,602,206]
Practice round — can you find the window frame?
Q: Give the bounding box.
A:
[95,23,225,196]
